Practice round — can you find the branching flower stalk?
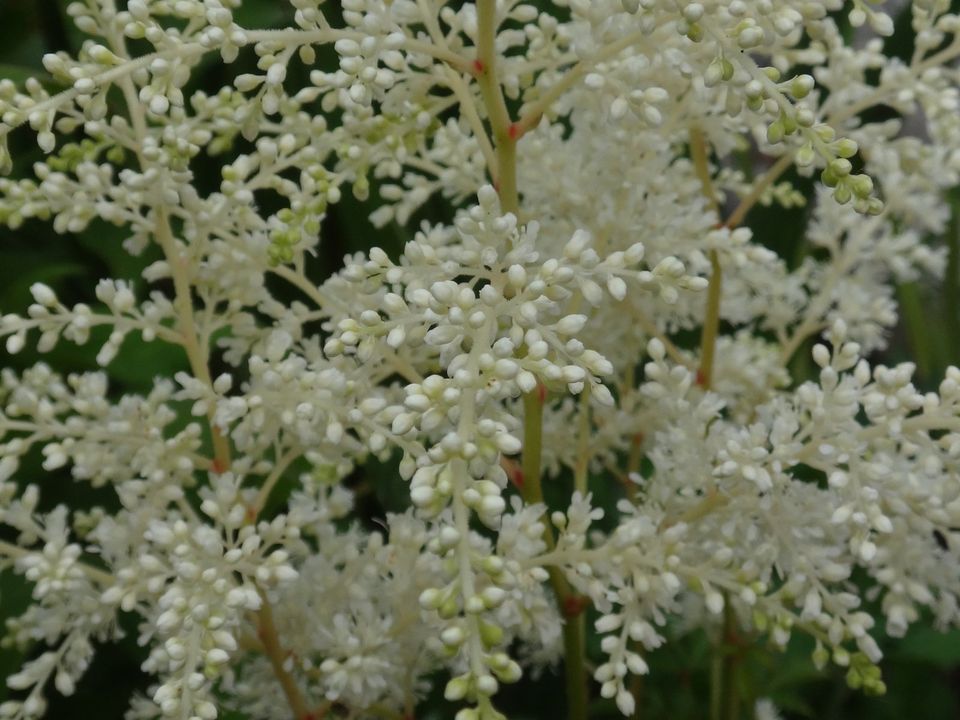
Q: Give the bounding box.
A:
[0,2,959,720]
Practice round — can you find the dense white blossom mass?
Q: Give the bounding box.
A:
[0,0,959,719]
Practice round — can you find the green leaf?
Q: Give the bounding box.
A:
[0,63,50,86]
[891,626,960,669]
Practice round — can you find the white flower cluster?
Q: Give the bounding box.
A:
[0,1,958,719]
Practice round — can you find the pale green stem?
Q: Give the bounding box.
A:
[520,389,588,720]
[153,209,232,471]
[472,3,594,715]
[475,0,518,213]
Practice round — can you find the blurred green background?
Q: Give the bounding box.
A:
[1,1,959,718]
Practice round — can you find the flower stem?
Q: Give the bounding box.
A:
[257,591,312,720]
[474,3,587,714]
[689,127,722,390]
[521,391,589,720]
[722,605,742,720]
[724,153,794,230]
[690,125,741,720]
[475,0,518,213]
[699,251,723,389]
[563,611,589,720]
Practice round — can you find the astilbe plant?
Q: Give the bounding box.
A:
[0,0,959,718]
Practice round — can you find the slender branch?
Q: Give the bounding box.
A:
[245,28,472,74]
[512,30,651,138]
[690,124,741,720]
[1,24,476,145]
[658,488,728,532]
[720,38,960,236]
[723,153,794,230]
[0,419,213,472]
[710,645,723,720]
[722,605,742,720]
[519,390,589,720]
[823,37,960,127]
[699,250,723,389]
[470,3,591,714]
[0,538,116,586]
[443,67,498,175]
[106,15,233,474]
[257,592,312,720]
[0,45,207,140]
[474,0,518,213]
[251,447,303,516]
[154,209,232,471]
[690,127,722,389]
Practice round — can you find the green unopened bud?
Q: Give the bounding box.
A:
[834,138,859,158]
[431,591,455,616]
[298,44,316,65]
[352,176,369,201]
[445,675,471,701]
[791,74,815,99]
[782,115,798,137]
[704,58,724,87]
[89,44,122,65]
[721,58,734,81]
[479,618,504,648]
[493,660,522,683]
[106,145,126,164]
[833,647,851,666]
[829,158,852,177]
[812,643,829,670]
[833,183,852,204]
[815,124,837,142]
[479,707,506,720]
[704,57,734,87]
[686,22,703,42]
[481,556,505,575]
[851,174,874,198]
[767,119,785,144]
